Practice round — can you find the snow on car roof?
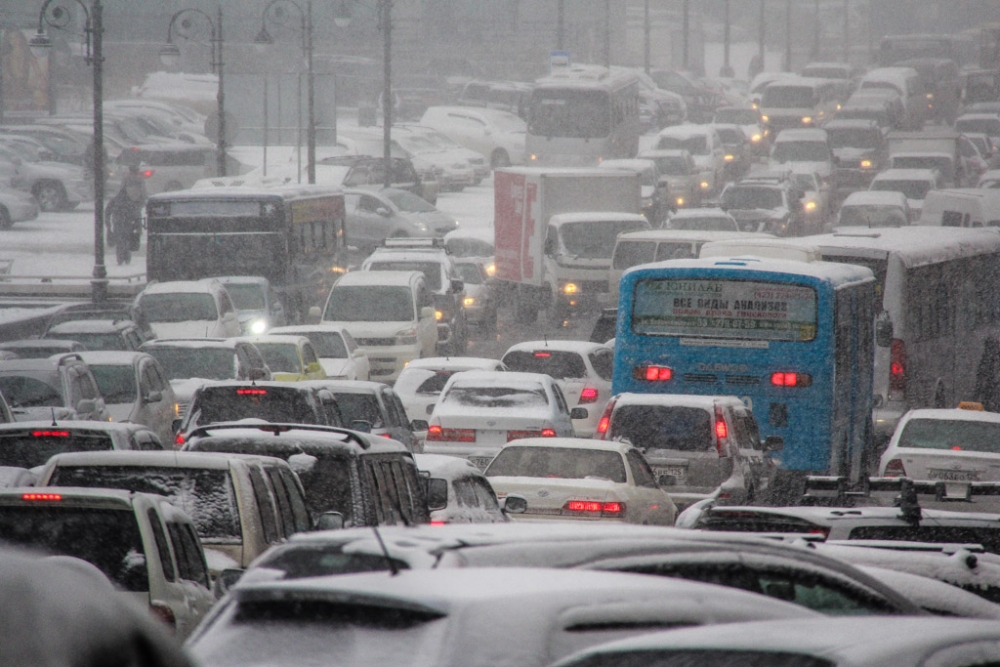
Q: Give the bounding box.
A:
[899,408,1000,425]
[657,124,715,140]
[404,357,502,372]
[299,379,387,394]
[773,128,829,142]
[139,280,221,295]
[499,436,631,454]
[333,270,422,287]
[855,564,1000,619]
[43,449,282,469]
[47,320,136,333]
[77,351,148,365]
[840,191,909,207]
[141,338,241,349]
[505,340,605,355]
[446,370,550,386]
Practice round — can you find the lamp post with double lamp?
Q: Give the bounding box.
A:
[30,0,107,302]
[255,0,316,184]
[160,8,227,177]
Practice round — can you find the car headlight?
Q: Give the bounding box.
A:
[760,114,768,122]
[802,116,813,124]
[676,196,685,206]
[463,296,475,307]
[435,310,443,321]
[529,154,538,161]
[700,181,710,190]
[562,282,579,294]
[486,263,496,277]
[804,200,817,211]
[860,159,873,169]
[751,133,762,143]
[249,319,267,335]
[724,154,734,162]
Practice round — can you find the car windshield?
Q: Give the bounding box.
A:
[0,374,63,408]
[610,405,713,452]
[0,506,148,591]
[193,386,319,426]
[367,262,442,291]
[838,205,907,227]
[650,156,693,175]
[89,365,138,404]
[761,86,816,108]
[55,332,126,351]
[896,418,1000,453]
[772,142,831,163]
[722,186,783,210]
[331,393,383,428]
[502,350,587,379]
[0,430,115,468]
[139,293,218,322]
[144,346,237,381]
[302,332,347,359]
[383,190,436,213]
[454,263,483,285]
[223,283,267,311]
[48,465,242,542]
[827,128,881,149]
[441,382,548,408]
[255,343,301,373]
[714,109,760,124]
[657,135,708,155]
[670,216,738,232]
[324,286,414,322]
[559,220,649,260]
[870,179,932,200]
[486,446,627,483]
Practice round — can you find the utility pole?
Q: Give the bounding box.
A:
[603,0,610,68]
[643,0,650,74]
[556,0,564,50]
[682,0,689,70]
[784,0,792,72]
[721,0,733,77]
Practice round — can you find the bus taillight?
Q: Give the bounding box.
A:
[890,339,906,393]
[634,365,672,381]
[770,372,812,387]
[714,404,729,458]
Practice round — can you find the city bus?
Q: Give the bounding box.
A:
[145,185,347,322]
[613,256,876,488]
[526,64,640,167]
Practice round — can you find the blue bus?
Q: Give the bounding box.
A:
[613,256,876,486]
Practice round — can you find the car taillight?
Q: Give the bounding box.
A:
[174,433,185,446]
[714,404,729,458]
[579,387,599,404]
[429,520,447,526]
[31,430,70,437]
[884,458,906,477]
[237,388,267,396]
[534,351,551,358]
[140,169,154,179]
[541,428,557,437]
[770,372,812,387]
[507,430,541,441]
[427,426,475,442]
[633,365,672,381]
[150,601,176,631]
[890,338,906,394]
[595,398,616,438]
[22,493,61,501]
[563,500,625,517]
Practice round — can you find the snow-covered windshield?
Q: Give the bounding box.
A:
[144,346,237,381]
[139,293,218,322]
[486,446,626,483]
[0,431,114,468]
[324,286,414,322]
[441,382,548,408]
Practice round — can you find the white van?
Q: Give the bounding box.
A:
[758,77,840,133]
[859,67,926,130]
[916,188,1000,227]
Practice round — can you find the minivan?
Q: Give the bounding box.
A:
[917,188,1000,227]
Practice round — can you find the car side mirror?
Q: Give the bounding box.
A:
[501,494,527,514]
[420,306,435,319]
[427,478,448,511]
[410,419,429,431]
[171,418,183,434]
[351,419,372,433]
[763,435,784,452]
[314,511,345,531]
[213,568,244,598]
[76,399,96,414]
[876,318,893,348]
[249,367,269,381]
[450,279,464,293]
[144,391,162,404]
[570,407,589,420]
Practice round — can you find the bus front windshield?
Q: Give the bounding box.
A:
[632,278,818,342]
[529,90,610,139]
[559,220,650,260]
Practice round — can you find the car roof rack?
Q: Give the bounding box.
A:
[185,422,371,449]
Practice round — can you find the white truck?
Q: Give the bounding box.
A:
[494,167,647,323]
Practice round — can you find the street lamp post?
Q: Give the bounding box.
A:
[256,0,315,184]
[30,0,106,302]
[160,8,226,177]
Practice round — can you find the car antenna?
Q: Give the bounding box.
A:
[372,526,399,576]
[50,407,57,427]
[544,334,549,347]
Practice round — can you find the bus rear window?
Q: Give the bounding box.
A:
[631,279,817,342]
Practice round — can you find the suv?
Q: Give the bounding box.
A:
[183,423,430,529]
[43,319,147,351]
[320,270,438,382]
[361,238,468,355]
[0,354,111,422]
[0,487,214,637]
[720,176,804,236]
[36,450,312,577]
[824,119,889,190]
[302,380,419,451]
[595,393,782,510]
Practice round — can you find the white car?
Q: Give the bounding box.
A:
[484,437,677,526]
[77,351,178,446]
[655,124,726,195]
[868,167,941,218]
[414,453,508,524]
[879,408,1000,483]
[666,207,740,232]
[501,341,613,437]
[419,105,526,168]
[134,279,242,339]
[425,371,580,470]
[836,190,911,227]
[268,325,370,381]
[768,128,835,184]
[319,270,437,383]
[394,356,506,422]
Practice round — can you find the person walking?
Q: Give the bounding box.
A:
[105,167,146,266]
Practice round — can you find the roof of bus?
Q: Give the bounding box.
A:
[534,64,637,89]
[801,227,1000,267]
[622,255,875,288]
[616,230,773,243]
[147,183,342,202]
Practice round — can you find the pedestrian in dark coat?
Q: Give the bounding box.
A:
[105,168,146,265]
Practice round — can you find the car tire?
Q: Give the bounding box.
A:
[34,181,67,212]
[0,207,11,230]
[491,149,511,169]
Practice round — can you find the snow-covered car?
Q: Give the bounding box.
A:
[301,380,418,450]
[77,351,178,445]
[879,408,1000,483]
[0,185,39,228]
[420,105,527,168]
[425,371,580,470]
[769,127,836,185]
[0,354,111,423]
[853,564,1000,618]
[666,207,740,232]
[485,437,677,526]
[235,335,327,383]
[713,105,769,156]
[0,421,164,475]
[0,141,89,211]
[394,356,506,423]
[836,190,912,227]
[43,319,147,351]
[415,453,508,524]
[655,124,727,195]
[134,279,242,339]
[501,341,613,437]
[216,276,287,335]
[637,148,703,208]
[390,125,485,190]
[825,119,890,189]
[186,567,813,667]
[268,325,369,380]
[868,167,942,218]
[343,187,458,253]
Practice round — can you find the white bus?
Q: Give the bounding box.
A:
[526,64,640,167]
[702,228,1000,445]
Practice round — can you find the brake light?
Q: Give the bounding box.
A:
[426,426,475,442]
[715,420,728,439]
[714,404,729,458]
[534,351,551,358]
[634,365,672,381]
[140,169,155,179]
[579,387,599,404]
[770,372,812,387]
[507,430,541,441]
[890,339,906,394]
[149,601,176,630]
[601,501,624,514]
[563,500,626,517]
[429,520,447,526]
[595,398,616,438]
[22,493,61,501]
[31,430,70,437]
[237,388,267,396]
[541,428,557,437]
[174,433,185,446]
[884,458,906,477]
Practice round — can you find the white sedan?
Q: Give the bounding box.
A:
[879,407,1000,484]
[484,437,677,526]
[394,357,505,423]
[268,325,370,381]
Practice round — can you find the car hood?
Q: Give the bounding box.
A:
[149,321,223,339]
[328,321,415,339]
[319,358,353,377]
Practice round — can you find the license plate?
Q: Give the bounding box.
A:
[655,466,687,482]
[468,456,493,470]
[928,469,980,482]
